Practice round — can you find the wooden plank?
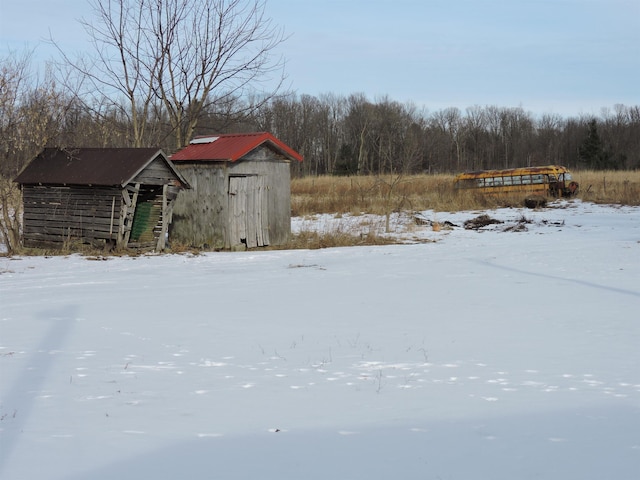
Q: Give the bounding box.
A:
[23,205,117,216]
[23,202,114,214]
[117,191,129,246]
[122,189,132,207]
[109,196,116,238]
[123,183,140,246]
[23,188,118,198]
[24,211,115,223]
[255,176,263,246]
[246,176,258,248]
[157,185,168,251]
[24,226,115,241]
[24,221,117,235]
[229,176,248,247]
[258,175,270,246]
[23,200,117,209]
[23,186,119,200]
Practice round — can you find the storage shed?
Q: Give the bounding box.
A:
[169,132,302,249]
[14,148,189,250]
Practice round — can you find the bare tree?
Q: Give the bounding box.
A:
[430,107,464,171]
[61,0,286,149]
[0,52,71,253]
[535,113,564,165]
[344,93,374,174]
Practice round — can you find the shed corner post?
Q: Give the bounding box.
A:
[156,184,168,251]
[116,190,127,249]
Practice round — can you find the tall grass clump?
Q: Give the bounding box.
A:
[573,170,640,206]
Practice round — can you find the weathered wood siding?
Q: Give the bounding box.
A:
[22,185,122,247]
[227,158,291,247]
[170,148,292,249]
[228,174,270,248]
[132,157,179,185]
[170,165,228,248]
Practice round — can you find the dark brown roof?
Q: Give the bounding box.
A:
[170,132,303,162]
[14,148,185,187]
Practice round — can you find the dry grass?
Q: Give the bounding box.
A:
[291,170,640,216]
[571,170,640,205]
[280,229,398,250]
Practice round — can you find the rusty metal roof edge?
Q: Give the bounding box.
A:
[171,132,303,163]
[261,133,303,162]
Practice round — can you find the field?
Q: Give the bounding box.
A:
[285,169,640,249]
[1,199,639,479]
[291,170,640,217]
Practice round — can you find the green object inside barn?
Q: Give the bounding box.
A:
[130,201,160,243]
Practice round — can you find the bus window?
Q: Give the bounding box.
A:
[503,176,513,185]
[521,175,531,185]
[532,174,544,184]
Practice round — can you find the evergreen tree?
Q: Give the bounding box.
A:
[579,119,614,169]
[334,143,357,175]
[578,119,602,167]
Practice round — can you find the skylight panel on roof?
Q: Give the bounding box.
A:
[190,136,219,144]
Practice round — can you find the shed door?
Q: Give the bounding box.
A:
[229,175,269,248]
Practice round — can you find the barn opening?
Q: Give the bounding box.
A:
[129,185,164,245]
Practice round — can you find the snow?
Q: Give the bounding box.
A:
[1,200,639,479]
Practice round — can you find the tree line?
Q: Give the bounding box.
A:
[2,54,639,181]
[253,95,640,177]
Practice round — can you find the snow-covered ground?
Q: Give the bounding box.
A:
[1,200,639,479]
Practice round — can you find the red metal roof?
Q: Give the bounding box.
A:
[170,132,303,162]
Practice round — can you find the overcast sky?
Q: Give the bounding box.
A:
[1,0,638,117]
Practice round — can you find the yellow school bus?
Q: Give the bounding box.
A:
[454,165,578,197]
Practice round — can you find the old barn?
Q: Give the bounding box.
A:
[14,148,189,250]
[169,132,302,249]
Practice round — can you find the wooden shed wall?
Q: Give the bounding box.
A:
[170,155,292,249]
[170,165,228,248]
[132,156,180,185]
[22,185,123,247]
